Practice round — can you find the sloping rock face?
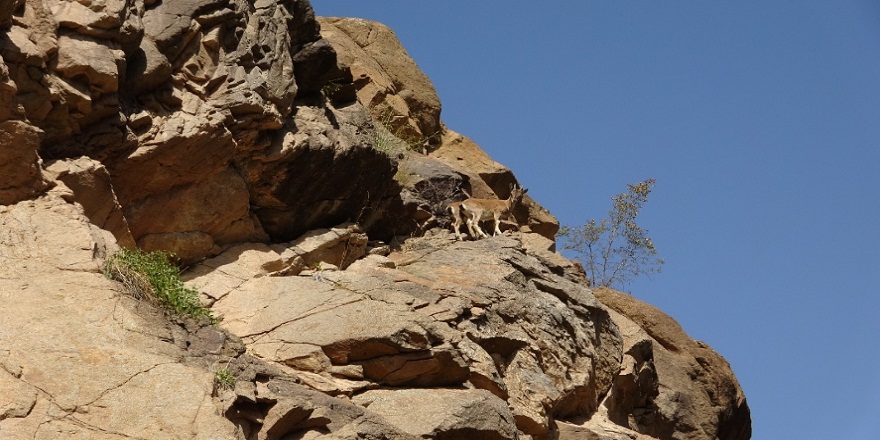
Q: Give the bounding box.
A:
[0,191,430,439]
[0,189,239,439]
[318,17,560,240]
[0,1,750,439]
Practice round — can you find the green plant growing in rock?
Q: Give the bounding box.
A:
[558,178,664,290]
[213,366,236,391]
[103,248,214,322]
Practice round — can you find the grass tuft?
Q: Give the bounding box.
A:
[103,248,214,322]
[214,367,236,391]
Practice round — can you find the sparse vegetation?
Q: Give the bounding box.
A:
[103,248,214,321]
[558,179,664,290]
[372,105,439,155]
[213,366,236,391]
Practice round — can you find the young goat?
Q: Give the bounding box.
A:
[449,185,527,240]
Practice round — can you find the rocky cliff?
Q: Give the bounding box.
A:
[0,1,750,439]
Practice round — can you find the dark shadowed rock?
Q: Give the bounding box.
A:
[0,0,21,29]
[0,121,52,205]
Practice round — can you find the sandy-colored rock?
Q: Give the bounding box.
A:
[0,366,37,422]
[55,34,121,94]
[0,193,239,439]
[0,120,53,205]
[0,2,751,438]
[45,157,136,248]
[231,376,419,440]
[353,388,518,439]
[319,17,442,144]
[593,287,752,440]
[558,416,659,440]
[284,223,369,269]
[189,230,623,436]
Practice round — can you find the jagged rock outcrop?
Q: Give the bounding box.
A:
[0,0,410,263]
[0,1,750,439]
[0,192,432,439]
[185,231,623,437]
[318,16,559,240]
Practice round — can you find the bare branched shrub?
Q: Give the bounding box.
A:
[558,179,664,290]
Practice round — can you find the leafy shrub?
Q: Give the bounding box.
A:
[558,179,664,290]
[103,248,214,321]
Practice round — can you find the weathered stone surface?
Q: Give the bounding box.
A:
[227,376,419,440]
[319,17,442,144]
[0,121,53,205]
[0,193,239,439]
[45,157,136,248]
[558,417,658,440]
[593,287,752,440]
[189,230,623,436]
[0,0,406,261]
[353,388,518,439]
[0,193,426,440]
[55,34,122,94]
[0,2,751,439]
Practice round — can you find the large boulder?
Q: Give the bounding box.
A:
[353,388,518,439]
[591,287,752,440]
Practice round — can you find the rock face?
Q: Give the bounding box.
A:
[0,190,239,439]
[184,231,623,437]
[0,1,750,439]
[591,288,752,440]
[318,16,560,240]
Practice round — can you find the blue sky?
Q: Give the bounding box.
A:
[312,2,880,439]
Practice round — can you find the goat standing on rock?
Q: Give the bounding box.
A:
[448,185,527,240]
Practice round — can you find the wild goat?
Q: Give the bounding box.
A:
[448,185,528,240]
